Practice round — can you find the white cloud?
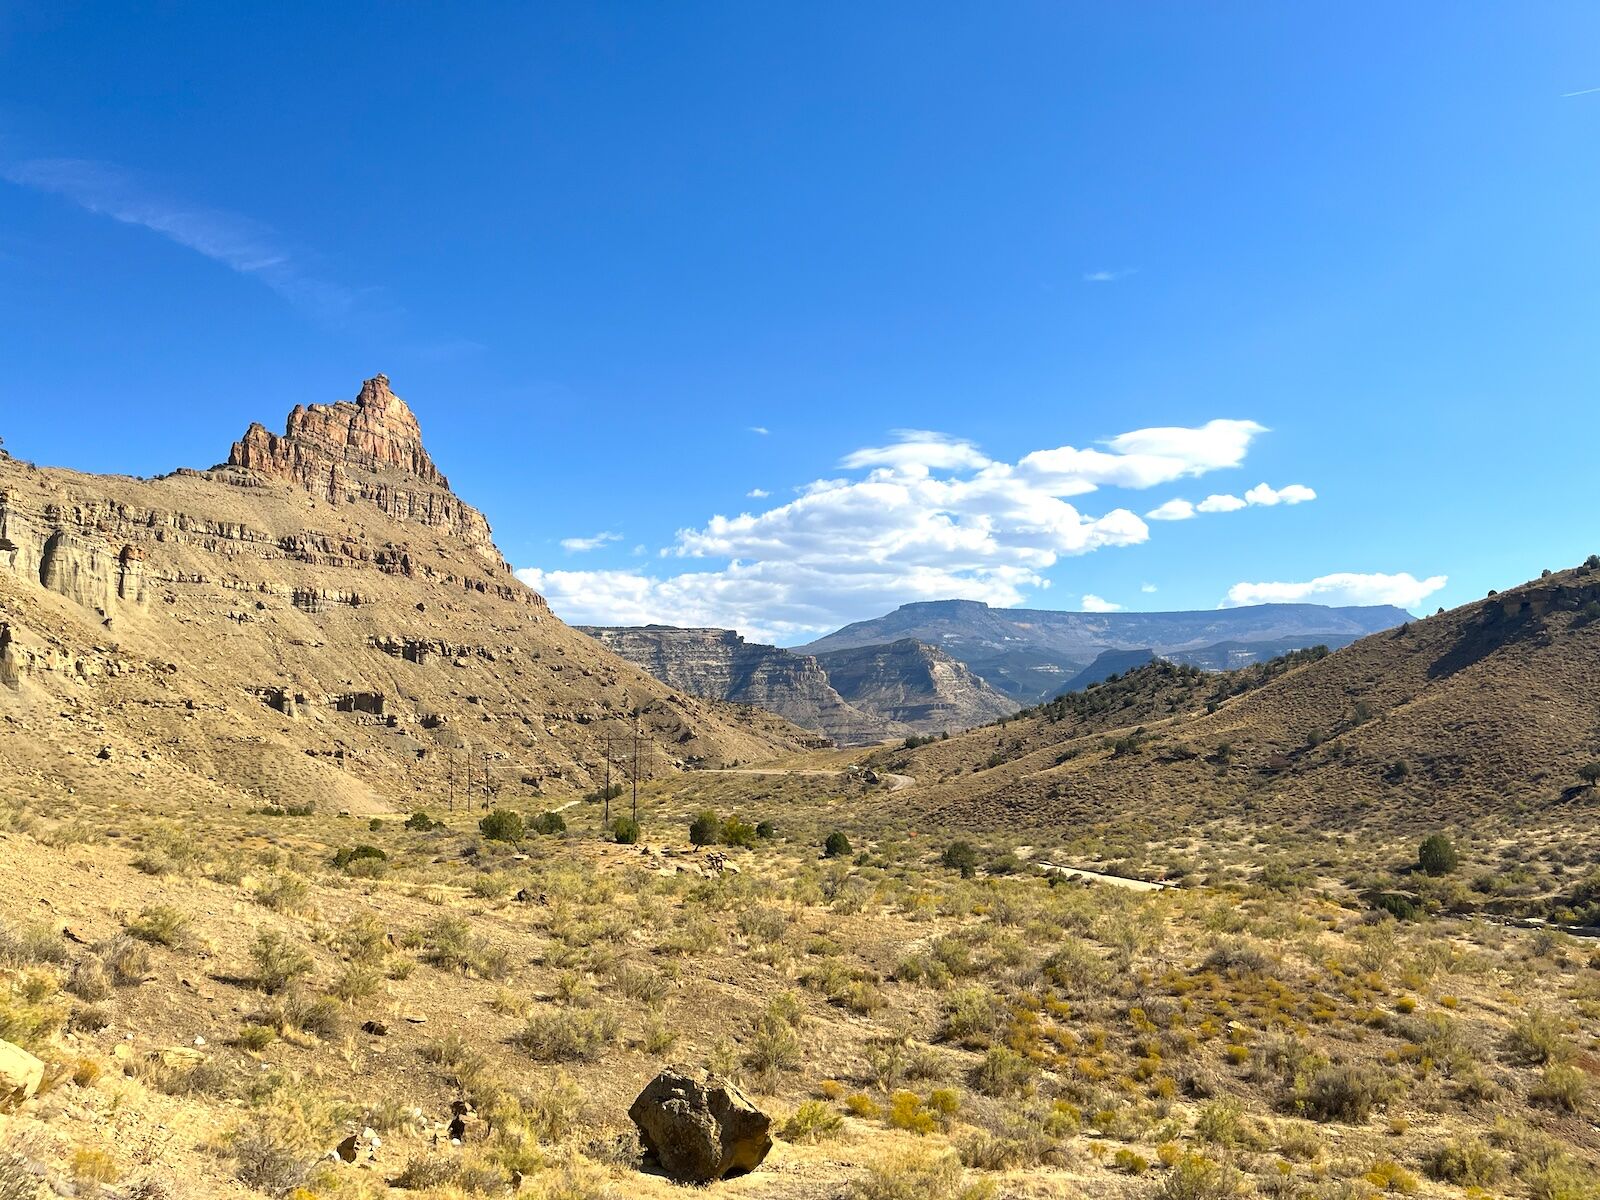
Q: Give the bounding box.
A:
[1081,594,1122,612]
[559,531,622,553]
[1153,483,1315,518]
[520,418,1281,640]
[1141,583,1159,594]
[1083,267,1137,283]
[1146,498,1196,521]
[1244,482,1317,506]
[746,488,770,498]
[1019,419,1266,495]
[3,158,355,321]
[841,430,991,475]
[748,426,770,435]
[1223,572,1447,611]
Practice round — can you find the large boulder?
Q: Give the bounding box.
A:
[0,1038,44,1106]
[628,1068,772,1183]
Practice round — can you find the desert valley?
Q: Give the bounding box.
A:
[1,377,1598,1200]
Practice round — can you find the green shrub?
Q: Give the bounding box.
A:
[611,816,640,844]
[479,809,525,844]
[516,1010,619,1062]
[824,831,852,858]
[973,1046,1032,1097]
[781,1099,843,1143]
[1418,834,1458,875]
[531,810,567,836]
[331,844,387,870]
[846,1147,995,1200]
[1505,1007,1567,1065]
[250,930,312,994]
[941,842,979,879]
[125,905,190,947]
[721,816,758,848]
[1298,1064,1385,1123]
[756,820,777,840]
[1426,1137,1503,1186]
[1531,1064,1587,1112]
[405,811,439,831]
[689,810,720,846]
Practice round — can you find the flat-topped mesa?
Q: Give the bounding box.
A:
[223,375,508,570]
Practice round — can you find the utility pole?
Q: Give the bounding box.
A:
[631,711,640,827]
[603,733,612,826]
[447,750,454,812]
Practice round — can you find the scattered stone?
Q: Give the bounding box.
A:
[361,1020,389,1036]
[628,1067,772,1184]
[0,1038,45,1105]
[159,1046,205,1069]
[403,1013,427,1024]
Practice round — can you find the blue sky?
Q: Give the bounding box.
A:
[3,4,1599,643]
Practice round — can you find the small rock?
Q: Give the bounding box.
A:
[403,1014,427,1024]
[361,1020,389,1036]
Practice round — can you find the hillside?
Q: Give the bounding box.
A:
[0,376,805,825]
[576,626,897,746]
[800,598,1409,703]
[812,639,1016,733]
[877,565,1600,837]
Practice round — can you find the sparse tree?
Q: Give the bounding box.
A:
[1418,833,1459,876]
[689,810,720,846]
[941,841,979,879]
[1578,762,1600,788]
[823,830,852,859]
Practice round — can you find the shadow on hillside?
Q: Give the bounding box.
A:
[1426,611,1539,682]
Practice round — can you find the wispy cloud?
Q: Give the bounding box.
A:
[2,157,357,322]
[746,488,770,499]
[1083,267,1138,283]
[1562,86,1600,97]
[748,425,770,435]
[559,531,622,553]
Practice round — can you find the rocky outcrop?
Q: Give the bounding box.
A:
[0,1037,44,1105]
[223,375,505,568]
[628,1068,771,1183]
[578,626,900,746]
[814,639,1016,734]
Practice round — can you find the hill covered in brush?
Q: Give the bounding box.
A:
[874,564,1600,837]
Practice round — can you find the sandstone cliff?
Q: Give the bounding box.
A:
[813,639,1016,734]
[0,377,805,820]
[223,375,503,567]
[577,626,900,747]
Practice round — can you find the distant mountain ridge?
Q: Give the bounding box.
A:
[576,627,1019,742]
[798,599,1411,703]
[576,626,899,746]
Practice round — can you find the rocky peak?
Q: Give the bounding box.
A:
[228,374,446,489]
[221,375,507,569]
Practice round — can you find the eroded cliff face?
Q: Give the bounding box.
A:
[578,626,901,746]
[814,639,1016,734]
[0,377,806,812]
[224,375,503,568]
